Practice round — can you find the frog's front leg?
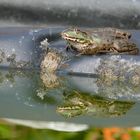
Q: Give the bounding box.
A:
[66,42,74,52]
[65,42,81,56]
[66,42,71,51]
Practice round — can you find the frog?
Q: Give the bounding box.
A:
[57,91,134,118]
[61,28,139,55]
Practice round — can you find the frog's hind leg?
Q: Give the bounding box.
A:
[102,48,139,55]
[118,49,139,55]
[97,46,117,54]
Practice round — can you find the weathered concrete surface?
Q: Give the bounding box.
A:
[0,0,140,28]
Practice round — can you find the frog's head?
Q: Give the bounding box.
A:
[61,28,92,44]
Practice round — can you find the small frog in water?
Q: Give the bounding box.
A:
[61,28,139,55]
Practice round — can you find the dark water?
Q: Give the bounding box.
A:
[0,27,140,131]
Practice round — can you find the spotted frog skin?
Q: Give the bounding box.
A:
[57,91,134,118]
[61,28,139,55]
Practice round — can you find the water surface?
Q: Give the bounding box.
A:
[0,27,140,130]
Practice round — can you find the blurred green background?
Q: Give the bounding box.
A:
[0,121,140,140]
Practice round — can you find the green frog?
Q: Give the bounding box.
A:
[57,91,135,118]
[61,28,139,55]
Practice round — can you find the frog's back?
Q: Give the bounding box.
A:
[88,28,131,40]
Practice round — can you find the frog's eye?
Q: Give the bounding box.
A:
[74,28,87,35]
[74,28,79,34]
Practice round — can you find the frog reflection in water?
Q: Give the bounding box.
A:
[57,91,135,118]
[61,28,139,55]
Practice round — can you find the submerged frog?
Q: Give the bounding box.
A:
[61,28,139,55]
